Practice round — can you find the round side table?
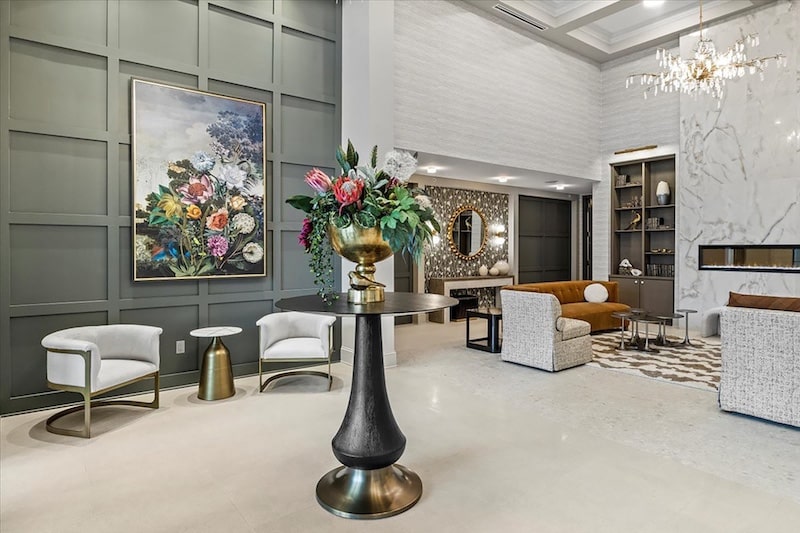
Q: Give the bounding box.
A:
[611,311,632,349]
[653,312,684,346]
[675,309,697,346]
[190,326,242,401]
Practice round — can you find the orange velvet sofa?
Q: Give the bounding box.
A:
[501,280,630,332]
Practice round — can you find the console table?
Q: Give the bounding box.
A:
[276,292,457,519]
[428,275,514,324]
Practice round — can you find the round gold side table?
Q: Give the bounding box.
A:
[190,326,242,401]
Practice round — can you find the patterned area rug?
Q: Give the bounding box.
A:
[589,332,721,391]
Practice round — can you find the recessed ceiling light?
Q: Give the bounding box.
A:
[497,177,508,183]
[555,184,567,191]
[426,167,437,174]
[642,0,665,8]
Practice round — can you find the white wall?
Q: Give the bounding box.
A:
[393,0,601,180]
[677,0,800,325]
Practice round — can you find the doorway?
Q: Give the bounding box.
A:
[517,195,572,283]
[582,195,592,280]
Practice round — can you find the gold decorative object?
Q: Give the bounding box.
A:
[447,204,488,260]
[625,212,642,231]
[626,0,786,106]
[198,337,235,401]
[328,223,393,304]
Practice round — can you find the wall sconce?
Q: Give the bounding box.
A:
[489,223,506,246]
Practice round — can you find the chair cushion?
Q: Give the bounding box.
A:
[262,337,326,360]
[556,317,591,341]
[96,360,158,392]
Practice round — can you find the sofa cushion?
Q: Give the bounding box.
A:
[584,283,609,303]
[728,292,800,312]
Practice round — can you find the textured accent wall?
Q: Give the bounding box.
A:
[678,0,800,325]
[393,0,601,181]
[424,185,509,307]
[0,0,341,414]
[594,46,680,280]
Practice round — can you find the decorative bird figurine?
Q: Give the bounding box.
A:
[348,271,386,290]
[625,212,642,231]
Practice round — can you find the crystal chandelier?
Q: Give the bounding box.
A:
[626,0,787,105]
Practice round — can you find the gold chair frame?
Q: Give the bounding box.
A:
[46,347,159,438]
[258,326,333,392]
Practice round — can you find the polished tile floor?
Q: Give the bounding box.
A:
[1,321,799,532]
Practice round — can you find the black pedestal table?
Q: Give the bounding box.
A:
[275,292,457,520]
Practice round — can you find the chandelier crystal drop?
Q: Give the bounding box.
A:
[626,0,787,106]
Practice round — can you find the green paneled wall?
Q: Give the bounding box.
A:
[0,0,342,414]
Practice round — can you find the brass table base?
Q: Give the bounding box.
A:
[316,464,422,519]
[198,337,235,401]
[348,285,384,304]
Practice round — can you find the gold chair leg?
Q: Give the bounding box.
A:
[46,373,159,438]
[258,357,266,393]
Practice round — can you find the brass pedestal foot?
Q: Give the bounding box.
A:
[198,337,235,401]
[316,464,422,519]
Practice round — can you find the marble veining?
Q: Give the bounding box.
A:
[678,0,800,322]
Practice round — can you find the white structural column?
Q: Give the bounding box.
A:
[340,0,396,367]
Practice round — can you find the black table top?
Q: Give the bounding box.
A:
[276,292,458,317]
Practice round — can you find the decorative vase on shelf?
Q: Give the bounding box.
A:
[656,181,671,205]
[328,223,393,304]
[478,265,488,276]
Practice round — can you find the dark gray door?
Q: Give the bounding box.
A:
[518,196,572,283]
[394,250,413,325]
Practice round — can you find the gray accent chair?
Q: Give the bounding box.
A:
[42,324,162,438]
[256,312,336,391]
[500,290,593,372]
[719,306,799,427]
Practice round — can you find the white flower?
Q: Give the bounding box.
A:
[135,235,155,262]
[190,151,215,173]
[414,194,433,210]
[218,164,247,190]
[382,150,417,183]
[243,242,264,263]
[232,212,255,234]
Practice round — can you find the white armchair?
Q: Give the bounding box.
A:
[42,324,163,438]
[500,290,593,371]
[256,312,336,391]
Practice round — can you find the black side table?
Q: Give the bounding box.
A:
[466,307,503,353]
[276,292,457,520]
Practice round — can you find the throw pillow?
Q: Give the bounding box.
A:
[728,292,800,312]
[584,283,609,303]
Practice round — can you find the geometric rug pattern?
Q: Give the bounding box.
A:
[589,332,721,392]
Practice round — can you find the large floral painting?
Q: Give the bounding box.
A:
[132,80,266,280]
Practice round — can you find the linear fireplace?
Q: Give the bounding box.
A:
[699,245,800,273]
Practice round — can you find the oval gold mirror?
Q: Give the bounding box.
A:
[447,205,487,260]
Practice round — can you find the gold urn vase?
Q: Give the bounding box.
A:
[328,223,393,304]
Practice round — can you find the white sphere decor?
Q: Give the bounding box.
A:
[493,260,510,275]
[656,180,671,205]
[478,265,488,276]
[489,267,499,276]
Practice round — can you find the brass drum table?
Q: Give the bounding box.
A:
[190,326,242,401]
[276,292,457,520]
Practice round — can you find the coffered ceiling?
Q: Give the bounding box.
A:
[465,0,774,63]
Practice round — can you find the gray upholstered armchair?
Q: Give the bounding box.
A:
[42,324,162,438]
[256,312,336,391]
[500,289,593,372]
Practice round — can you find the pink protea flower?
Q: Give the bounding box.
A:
[177,175,214,204]
[332,176,364,213]
[304,168,333,194]
[298,218,313,251]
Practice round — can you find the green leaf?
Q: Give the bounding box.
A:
[336,146,350,173]
[346,139,358,168]
[354,211,377,228]
[285,195,314,213]
[370,145,378,167]
[406,210,420,228]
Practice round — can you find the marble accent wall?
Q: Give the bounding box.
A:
[678,0,800,323]
[424,185,509,307]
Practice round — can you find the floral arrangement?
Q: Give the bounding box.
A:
[287,141,440,301]
[134,110,265,279]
